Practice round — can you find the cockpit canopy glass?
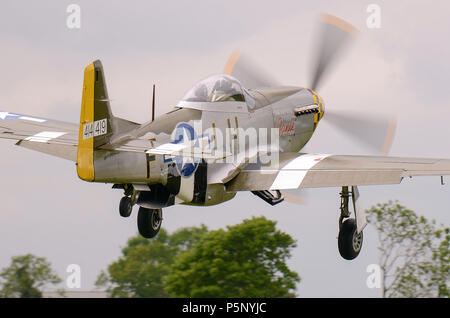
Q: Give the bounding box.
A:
[182,75,245,103]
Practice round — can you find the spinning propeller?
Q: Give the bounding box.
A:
[310,14,396,156]
[225,14,396,157]
[224,14,397,204]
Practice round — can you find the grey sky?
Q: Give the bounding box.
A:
[0,0,449,297]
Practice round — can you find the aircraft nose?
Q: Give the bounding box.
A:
[317,94,324,120]
[308,89,325,121]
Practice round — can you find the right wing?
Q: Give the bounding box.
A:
[225,153,450,191]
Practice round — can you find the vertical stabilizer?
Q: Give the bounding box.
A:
[77,60,113,181]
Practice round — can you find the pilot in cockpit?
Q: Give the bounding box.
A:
[180,75,246,103]
[210,78,243,102]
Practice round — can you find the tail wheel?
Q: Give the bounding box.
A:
[137,207,162,238]
[119,196,132,218]
[338,218,363,260]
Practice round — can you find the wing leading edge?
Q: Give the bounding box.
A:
[225,152,450,191]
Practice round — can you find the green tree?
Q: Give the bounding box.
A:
[431,229,450,297]
[165,216,300,297]
[367,201,449,297]
[96,226,208,297]
[0,254,61,298]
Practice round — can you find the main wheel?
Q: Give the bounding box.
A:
[137,207,162,238]
[338,218,363,260]
[119,196,132,218]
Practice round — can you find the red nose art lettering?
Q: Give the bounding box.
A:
[275,117,295,136]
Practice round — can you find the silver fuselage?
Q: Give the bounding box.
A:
[91,86,323,207]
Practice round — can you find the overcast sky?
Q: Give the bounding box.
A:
[1,0,449,297]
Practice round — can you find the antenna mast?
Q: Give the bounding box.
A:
[151,84,156,122]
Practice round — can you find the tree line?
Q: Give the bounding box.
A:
[0,202,448,298]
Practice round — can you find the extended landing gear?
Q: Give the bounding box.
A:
[115,184,164,239]
[137,207,163,238]
[119,196,163,238]
[119,185,139,218]
[337,186,365,260]
[338,218,363,260]
[119,196,133,217]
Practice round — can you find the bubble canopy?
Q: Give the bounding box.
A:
[181,75,246,103]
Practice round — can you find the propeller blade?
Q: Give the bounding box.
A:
[281,191,308,205]
[324,110,397,155]
[224,51,279,89]
[310,14,358,91]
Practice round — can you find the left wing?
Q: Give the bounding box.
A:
[0,110,231,162]
[0,111,78,161]
[225,153,450,191]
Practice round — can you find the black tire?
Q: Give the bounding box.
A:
[119,196,132,218]
[338,218,363,260]
[137,207,162,239]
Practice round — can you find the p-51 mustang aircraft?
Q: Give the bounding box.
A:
[2,15,450,260]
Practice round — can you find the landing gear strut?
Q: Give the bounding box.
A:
[337,186,365,260]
